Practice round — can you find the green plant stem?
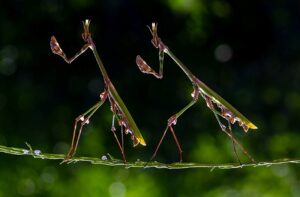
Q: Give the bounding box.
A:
[1,144,299,169]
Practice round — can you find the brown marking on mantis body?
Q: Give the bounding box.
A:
[136,55,163,79]
[203,94,215,110]
[136,55,158,76]
[108,96,140,147]
[218,104,250,133]
[50,36,66,58]
[196,77,251,134]
[201,95,255,162]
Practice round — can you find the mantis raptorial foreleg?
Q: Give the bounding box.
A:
[135,24,166,79]
[137,23,257,163]
[136,53,164,79]
[50,36,90,64]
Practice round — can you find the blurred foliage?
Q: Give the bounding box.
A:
[1,0,300,196]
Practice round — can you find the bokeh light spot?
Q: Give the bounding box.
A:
[167,0,202,13]
[0,94,7,110]
[261,87,281,105]
[214,44,233,62]
[212,0,231,18]
[109,181,126,197]
[0,45,18,76]
[18,179,35,196]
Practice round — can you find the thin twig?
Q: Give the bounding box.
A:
[0,144,299,169]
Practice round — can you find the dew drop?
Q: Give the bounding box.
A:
[214,44,233,62]
[34,150,41,155]
[101,155,108,161]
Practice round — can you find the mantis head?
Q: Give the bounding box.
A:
[81,19,92,42]
[147,23,160,48]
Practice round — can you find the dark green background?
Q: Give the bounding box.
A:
[1,0,300,196]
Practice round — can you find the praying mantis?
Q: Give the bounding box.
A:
[50,20,146,162]
[136,23,258,163]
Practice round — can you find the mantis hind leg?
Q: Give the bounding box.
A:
[110,114,127,163]
[210,107,255,163]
